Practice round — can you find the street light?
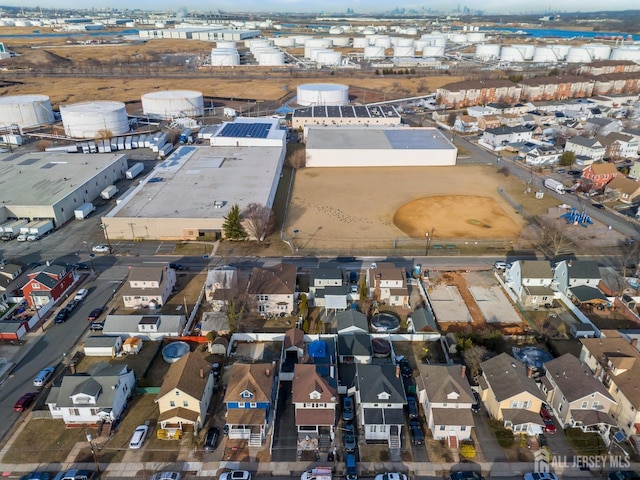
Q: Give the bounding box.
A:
[85,432,101,473]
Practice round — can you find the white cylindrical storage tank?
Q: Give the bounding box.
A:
[293,35,312,46]
[475,44,501,60]
[297,83,349,107]
[246,39,272,49]
[422,45,445,57]
[566,47,593,63]
[610,47,640,62]
[316,50,342,66]
[532,47,559,63]
[374,37,392,48]
[14,20,30,27]
[61,101,129,139]
[273,36,295,47]
[141,90,205,119]
[393,45,415,57]
[500,46,526,62]
[396,37,414,47]
[363,26,376,35]
[352,37,369,48]
[331,37,350,47]
[405,27,418,36]
[467,32,486,43]
[451,34,468,44]
[582,43,612,61]
[550,44,571,60]
[305,46,321,59]
[257,50,285,66]
[512,44,535,60]
[329,26,344,35]
[421,34,447,47]
[414,40,428,52]
[364,46,386,59]
[0,94,54,128]
[305,38,332,48]
[216,40,236,49]
[210,48,240,66]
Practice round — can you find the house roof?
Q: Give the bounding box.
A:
[128,267,164,283]
[432,407,475,427]
[158,407,200,424]
[585,163,618,175]
[30,272,58,289]
[606,176,640,196]
[545,353,614,403]
[356,364,407,404]
[247,263,296,295]
[502,408,544,426]
[284,327,305,350]
[226,408,267,426]
[368,263,405,286]
[102,314,185,335]
[485,125,531,135]
[570,285,609,303]
[224,363,274,403]
[337,332,372,357]
[31,264,66,277]
[363,407,404,425]
[440,79,516,92]
[419,364,475,404]
[295,408,335,426]
[156,352,211,401]
[410,307,437,332]
[0,263,21,277]
[480,353,545,403]
[520,260,553,279]
[292,363,337,404]
[521,75,589,86]
[310,268,344,283]
[569,136,604,149]
[562,260,601,280]
[570,409,616,426]
[84,336,120,348]
[336,309,368,332]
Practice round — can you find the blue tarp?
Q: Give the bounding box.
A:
[308,340,327,358]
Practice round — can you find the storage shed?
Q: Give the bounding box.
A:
[123,336,142,354]
[83,335,123,357]
[208,336,229,356]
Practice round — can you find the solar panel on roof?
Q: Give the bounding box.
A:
[218,122,271,139]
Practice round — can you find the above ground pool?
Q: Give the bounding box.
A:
[370,313,400,333]
[162,341,190,363]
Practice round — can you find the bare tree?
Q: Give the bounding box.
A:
[287,143,306,169]
[619,238,640,279]
[222,275,254,333]
[242,203,274,242]
[535,222,574,259]
[463,345,489,380]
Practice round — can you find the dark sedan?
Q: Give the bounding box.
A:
[409,419,424,445]
[14,392,36,412]
[54,307,71,324]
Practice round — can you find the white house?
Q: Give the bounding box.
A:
[480,125,533,149]
[525,145,563,166]
[83,335,123,357]
[248,263,297,316]
[121,266,177,309]
[565,136,606,162]
[504,260,554,307]
[309,268,349,309]
[337,332,372,364]
[552,260,601,295]
[102,314,186,340]
[46,362,135,426]
[366,263,409,307]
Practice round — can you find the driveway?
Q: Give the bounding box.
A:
[472,409,508,462]
[271,381,297,461]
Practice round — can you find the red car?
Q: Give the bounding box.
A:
[543,418,557,434]
[540,405,553,421]
[14,392,36,412]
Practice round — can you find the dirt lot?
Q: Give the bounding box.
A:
[75,340,162,380]
[3,419,87,463]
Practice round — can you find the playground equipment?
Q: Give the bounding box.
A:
[561,207,593,227]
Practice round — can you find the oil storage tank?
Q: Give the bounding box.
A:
[331,37,350,47]
[422,45,445,57]
[532,47,559,63]
[364,46,386,59]
[61,101,129,139]
[610,46,640,62]
[273,36,295,47]
[582,43,611,61]
[210,48,240,66]
[257,50,285,66]
[141,90,205,119]
[566,47,593,63]
[297,83,349,106]
[512,44,535,60]
[500,46,527,62]
[316,50,342,66]
[475,44,501,60]
[0,94,54,128]
[352,37,369,48]
[550,44,571,60]
[393,45,415,57]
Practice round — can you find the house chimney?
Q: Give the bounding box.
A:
[527,366,534,378]
[395,365,400,378]
[632,338,638,348]
[199,368,204,379]
[461,365,466,378]
[265,368,270,377]
[69,364,76,374]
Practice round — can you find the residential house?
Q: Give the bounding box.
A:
[481,125,534,150]
[504,260,554,307]
[453,115,479,134]
[418,364,475,448]
[248,263,297,316]
[605,176,640,204]
[585,117,623,136]
[83,336,123,357]
[22,264,74,307]
[355,363,407,447]
[0,262,23,303]
[102,314,186,341]
[552,260,601,296]
[520,76,595,102]
[497,113,523,127]
[581,163,619,190]
[366,263,409,307]
[408,307,438,333]
[628,161,640,180]
[309,268,348,309]
[224,363,278,446]
[580,331,640,438]
[478,353,546,435]
[46,362,135,426]
[565,137,606,163]
[525,145,563,166]
[204,265,237,309]
[292,363,338,440]
[281,327,305,380]
[336,309,369,334]
[436,79,521,108]
[121,266,176,309]
[467,106,500,118]
[477,115,501,131]
[337,332,372,364]
[598,133,639,160]
[155,352,215,437]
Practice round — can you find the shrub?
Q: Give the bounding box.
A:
[460,443,476,459]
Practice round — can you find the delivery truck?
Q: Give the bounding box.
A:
[179,128,192,144]
[1,219,28,236]
[543,178,566,194]
[101,185,119,200]
[20,221,40,235]
[28,219,54,237]
[74,202,96,220]
[125,162,144,179]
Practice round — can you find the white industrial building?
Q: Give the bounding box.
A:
[141,90,205,118]
[291,104,401,130]
[60,101,130,139]
[0,95,55,129]
[0,152,128,226]
[305,126,457,167]
[102,118,286,240]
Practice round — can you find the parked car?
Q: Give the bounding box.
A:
[53,470,95,480]
[87,307,104,322]
[16,234,28,242]
[66,300,79,312]
[90,321,105,331]
[374,474,408,480]
[568,170,581,176]
[169,262,184,271]
[343,423,356,452]
[471,391,481,413]
[406,396,419,418]
[72,263,90,271]
[543,418,556,434]
[608,472,640,480]
[204,426,220,452]
[345,452,358,480]
[150,472,181,480]
[20,473,50,480]
[494,261,510,271]
[409,419,424,445]
[129,424,149,449]
[54,308,71,324]
[556,168,566,174]
[448,472,483,480]
[33,367,55,387]
[540,405,553,421]
[91,244,111,253]
[399,358,412,378]
[218,471,252,480]
[13,392,36,412]
[524,473,559,480]
[593,203,605,210]
[342,396,354,422]
[74,289,89,301]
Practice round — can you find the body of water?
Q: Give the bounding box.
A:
[480,26,640,41]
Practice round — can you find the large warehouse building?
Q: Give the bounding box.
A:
[0,152,128,226]
[304,126,457,167]
[102,118,286,241]
[291,105,402,130]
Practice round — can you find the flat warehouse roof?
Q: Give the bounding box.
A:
[107,145,283,220]
[306,127,457,151]
[0,152,126,206]
[217,122,271,139]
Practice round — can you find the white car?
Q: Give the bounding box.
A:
[33,367,55,387]
[129,424,149,449]
[219,471,252,480]
[91,244,111,253]
[74,289,89,301]
[523,474,558,480]
[16,234,28,242]
[375,474,408,480]
[26,234,40,241]
[151,472,181,480]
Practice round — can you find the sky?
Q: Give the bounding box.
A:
[4,1,640,13]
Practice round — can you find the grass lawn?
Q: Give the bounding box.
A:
[565,428,607,456]
[4,419,88,463]
[173,242,216,256]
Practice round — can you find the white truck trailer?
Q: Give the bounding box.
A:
[74,202,96,220]
[125,162,144,179]
[101,185,119,200]
[28,219,54,236]
[1,219,28,236]
[543,178,566,194]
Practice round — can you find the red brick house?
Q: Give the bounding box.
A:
[22,264,74,307]
[581,163,619,191]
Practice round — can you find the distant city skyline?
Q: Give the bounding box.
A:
[3,1,640,14]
